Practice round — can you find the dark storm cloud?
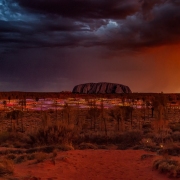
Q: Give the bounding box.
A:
[100,0,180,51]
[0,0,180,54]
[15,0,139,19]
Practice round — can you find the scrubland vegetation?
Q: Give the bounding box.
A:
[0,92,180,178]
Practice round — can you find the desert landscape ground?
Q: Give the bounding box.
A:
[0,92,180,179]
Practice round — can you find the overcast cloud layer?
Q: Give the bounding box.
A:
[0,0,180,92]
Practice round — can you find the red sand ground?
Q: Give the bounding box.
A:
[3,150,172,180]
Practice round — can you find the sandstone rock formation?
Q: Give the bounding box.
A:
[72,82,132,94]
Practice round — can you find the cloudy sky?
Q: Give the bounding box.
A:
[0,0,180,92]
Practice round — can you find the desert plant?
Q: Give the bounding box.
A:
[151,130,172,144]
[34,152,49,163]
[14,154,27,164]
[28,121,78,146]
[153,158,180,178]
[141,138,156,148]
[27,153,35,160]
[158,143,180,156]
[172,131,180,141]
[6,154,16,161]
[79,143,98,150]
[0,131,10,144]
[58,144,74,151]
[170,123,180,132]
[121,130,143,147]
[0,158,14,176]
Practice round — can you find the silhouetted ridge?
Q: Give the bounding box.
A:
[72,82,132,94]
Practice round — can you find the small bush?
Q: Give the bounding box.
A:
[6,154,17,160]
[153,158,180,178]
[14,155,27,164]
[28,122,78,146]
[58,144,74,151]
[98,145,108,149]
[0,158,14,176]
[27,153,35,160]
[0,131,31,148]
[122,130,143,147]
[34,152,49,163]
[158,143,180,156]
[141,138,156,148]
[0,132,10,144]
[36,146,56,153]
[170,123,180,132]
[172,131,180,141]
[74,133,109,144]
[79,143,98,150]
[13,141,27,148]
[142,123,152,130]
[149,132,172,144]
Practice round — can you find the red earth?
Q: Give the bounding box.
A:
[1,149,173,180]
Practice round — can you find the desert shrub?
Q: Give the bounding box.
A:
[75,132,128,145]
[76,130,143,148]
[121,130,143,146]
[142,123,152,130]
[117,130,143,149]
[34,152,49,163]
[141,138,156,148]
[58,144,74,151]
[6,154,16,160]
[98,145,108,149]
[0,131,31,148]
[91,134,108,144]
[13,141,28,148]
[143,129,153,135]
[28,121,78,146]
[144,132,155,139]
[35,146,56,153]
[158,143,180,156]
[148,131,172,144]
[153,158,180,178]
[0,131,10,144]
[79,143,98,150]
[27,153,35,160]
[0,158,14,176]
[14,154,27,164]
[170,123,180,132]
[172,131,180,141]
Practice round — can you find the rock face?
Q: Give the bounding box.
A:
[72,82,132,94]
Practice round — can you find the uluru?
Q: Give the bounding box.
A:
[72,82,132,94]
